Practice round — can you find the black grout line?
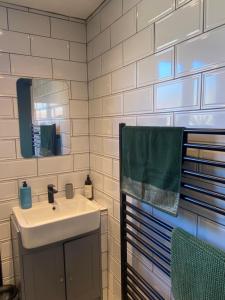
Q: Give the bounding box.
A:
[5,5,8,30]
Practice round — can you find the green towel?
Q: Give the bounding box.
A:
[171,228,225,300]
[40,124,57,157]
[121,126,184,215]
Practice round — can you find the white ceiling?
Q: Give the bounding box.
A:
[4,0,105,19]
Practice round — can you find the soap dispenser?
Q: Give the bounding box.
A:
[84,175,93,200]
[20,181,32,209]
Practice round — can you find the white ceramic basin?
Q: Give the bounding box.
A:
[12,194,100,249]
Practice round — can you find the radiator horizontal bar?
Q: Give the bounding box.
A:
[126,210,171,242]
[181,182,225,200]
[126,237,170,277]
[180,194,225,216]
[184,129,225,135]
[127,264,164,300]
[127,290,134,300]
[126,218,171,254]
[184,143,225,151]
[127,282,142,300]
[127,270,159,300]
[184,156,225,168]
[182,169,225,185]
[126,228,170,265]
[126,201,173,232]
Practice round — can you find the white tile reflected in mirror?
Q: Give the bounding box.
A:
[17,78,71,158]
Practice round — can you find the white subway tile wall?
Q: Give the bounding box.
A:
[154,74,201,111]
[0,6,8,29]
[137,47,174,87]
[87,0,225,299]
[11,54,52,78]
[101,44,123,75]
[87,13,100,42]
[176,26,225,76]
[8,9,51,36]
[0,5,91,288]
[30,36,69,60]
[100,0,122,31]
[0,0,225,298]
[50,18,86,43]
[123,26,154,65]
[111,8,136,47]
[204,0,225,31]
[137,0,175,31]
[70,42,87,62]
[155,0,203,51]
[0,53,10,75]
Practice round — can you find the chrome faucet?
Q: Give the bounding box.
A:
[47,184,58,204]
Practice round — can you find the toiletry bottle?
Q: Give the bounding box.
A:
[65,183,74,199]
[20,181,32,209]
[84,175,93,200]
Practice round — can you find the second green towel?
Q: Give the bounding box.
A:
[172,228,225,300]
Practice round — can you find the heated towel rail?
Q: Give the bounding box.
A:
[119,124,225,300]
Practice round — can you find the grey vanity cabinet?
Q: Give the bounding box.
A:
[64,233,101,300]
[23,245,66,300]
[11,216,101,300]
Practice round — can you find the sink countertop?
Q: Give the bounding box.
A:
[13,194,102,249]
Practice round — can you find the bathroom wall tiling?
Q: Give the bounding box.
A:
[123,25,154,65]
[137,0,175,31]
[110,8,136,47]
[0,0,225,298]
[204,0,225,31]
[102,44,123,75]
[87,0,225,298]
[8,9,50,36]
[50,17,86,42]
[176,0,192,8]
[0,30,30,55]
[100,0,122,31]
[176,26,225,76]
[88,56,102,81]
[88,28,110,61]
[123,86,153,115]
[30,36,69,60]
[0,54,10,75]
[136,113,173,127]
[111,63,136,93]
[154,74,201,112]
[0,5,90,288]
[202,67,225,109]
[155,0,203,51]
[87,13,101,42]
[123,0,141,14]
[137,47,174,87]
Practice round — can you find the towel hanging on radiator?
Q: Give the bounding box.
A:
[121,126,184,215]
[171,228,225,300]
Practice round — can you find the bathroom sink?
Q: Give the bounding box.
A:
[12,194,100,249]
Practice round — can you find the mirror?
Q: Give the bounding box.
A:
[17,78,71,158]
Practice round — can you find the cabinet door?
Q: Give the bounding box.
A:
[23,245,66,300]
[64,232,101,300]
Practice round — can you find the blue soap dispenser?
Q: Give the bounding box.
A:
[20,181,32,209]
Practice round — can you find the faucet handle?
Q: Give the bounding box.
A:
[47,184,58,193]
[48,184,54,189]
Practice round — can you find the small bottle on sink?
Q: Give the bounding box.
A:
[84,175,93,200]
[20,181,32,209]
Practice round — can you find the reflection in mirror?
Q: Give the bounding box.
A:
[17,78,71,158]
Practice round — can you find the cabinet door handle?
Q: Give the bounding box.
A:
[59,276,64,283]
[69,276,73,282]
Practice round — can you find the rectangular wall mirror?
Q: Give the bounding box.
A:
[17,78,71,158]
